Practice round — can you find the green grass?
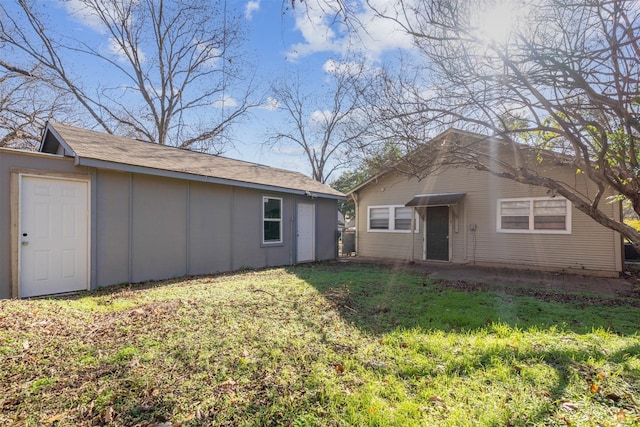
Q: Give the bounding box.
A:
[1,263,639,426]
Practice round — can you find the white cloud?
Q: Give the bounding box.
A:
[260,97,281,111]
[58,0,106,31]
[245,0,261,20]
[286,0,342,61]
[58,0,150,64]
[323,59,362,76]
[286,0,415,61]
[309,109,332,125]
[195,42,222,68]
[213,95,239,108]
[108,37,146,63]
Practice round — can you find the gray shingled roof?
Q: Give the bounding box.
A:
[43,122,344,199]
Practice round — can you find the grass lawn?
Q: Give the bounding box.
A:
[1,263,639,426]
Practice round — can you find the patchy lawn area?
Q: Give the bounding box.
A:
[1,263,639,426]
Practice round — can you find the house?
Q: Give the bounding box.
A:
[347,129,623,277]
[0,122,345,298]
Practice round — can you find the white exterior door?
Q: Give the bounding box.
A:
[20,175,90,297]
[296,203,315,263]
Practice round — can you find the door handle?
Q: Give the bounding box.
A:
[21,241,29,246]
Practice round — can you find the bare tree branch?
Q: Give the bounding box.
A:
[359,0,640,250]
[267,61,372,183]
[0,0,255,153]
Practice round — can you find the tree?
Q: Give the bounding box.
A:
[331,168,369,218]
[0,0,255,153]
[267,60,371,184]
[331,140,404,217]
[0,63,71,149]
[360,0,640,250]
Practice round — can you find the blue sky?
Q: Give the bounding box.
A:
[213,0,413,176]
[3,0,524,180]
[5,0,415,179]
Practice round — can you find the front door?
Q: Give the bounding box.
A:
[425,206,449,261]
[297,203,315,263]
[19,175,90,297]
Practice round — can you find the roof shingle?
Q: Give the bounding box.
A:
[45,122,344,199]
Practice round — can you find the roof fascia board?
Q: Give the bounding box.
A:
[76,157,345,200]
[346,172,385,196]
[0,147,65,159]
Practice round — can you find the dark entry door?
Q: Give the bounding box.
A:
[426,206,449,261]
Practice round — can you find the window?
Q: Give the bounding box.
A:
[368,205,418,232]
[497,197,571,234]
[263,196,282,244]
[394,207,413,230]
[369,207,389,230]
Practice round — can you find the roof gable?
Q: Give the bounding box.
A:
[41,122,344,199]
[347,128,574,196]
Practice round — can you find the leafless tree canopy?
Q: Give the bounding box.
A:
[268,62,371,184]
[0,0,256,153]
[361,0,640,249]
[0,65,71,149]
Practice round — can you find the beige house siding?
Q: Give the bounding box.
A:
[354,164,622,276]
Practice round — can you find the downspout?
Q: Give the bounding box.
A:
[410,206,415,262]
[185,181,190,275]
[128,173,134,284]
[290,199,295,265]
[352,192,359,255]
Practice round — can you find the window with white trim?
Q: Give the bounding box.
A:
[263,196,283,243]
[368,205,418,232]
[497,197,571,234]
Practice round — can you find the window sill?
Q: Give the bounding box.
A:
[497,229,571,235]
[367,229,417,234]
[261,242,285,247]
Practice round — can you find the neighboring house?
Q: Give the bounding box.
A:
[347,129,623,277]
[0,122,345,298]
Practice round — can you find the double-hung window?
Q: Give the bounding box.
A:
[368,205,418,232]
[263,196,283,244]
[497,197,571,234]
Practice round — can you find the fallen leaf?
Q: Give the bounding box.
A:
[22,340,30,350]
[617,408,626,421]
[560,401,579,411]
[428,396,445,403]
[45,414,64,423]
[597,372,605,381]
[335,364,344,374]
[103,406,114,423]
[590,383,599,393]
[219,379,236,388]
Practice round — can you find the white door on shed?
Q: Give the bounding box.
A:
[296,203,315,263]
[20,175,89,297]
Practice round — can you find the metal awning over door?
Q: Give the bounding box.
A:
[405,192,466,207]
